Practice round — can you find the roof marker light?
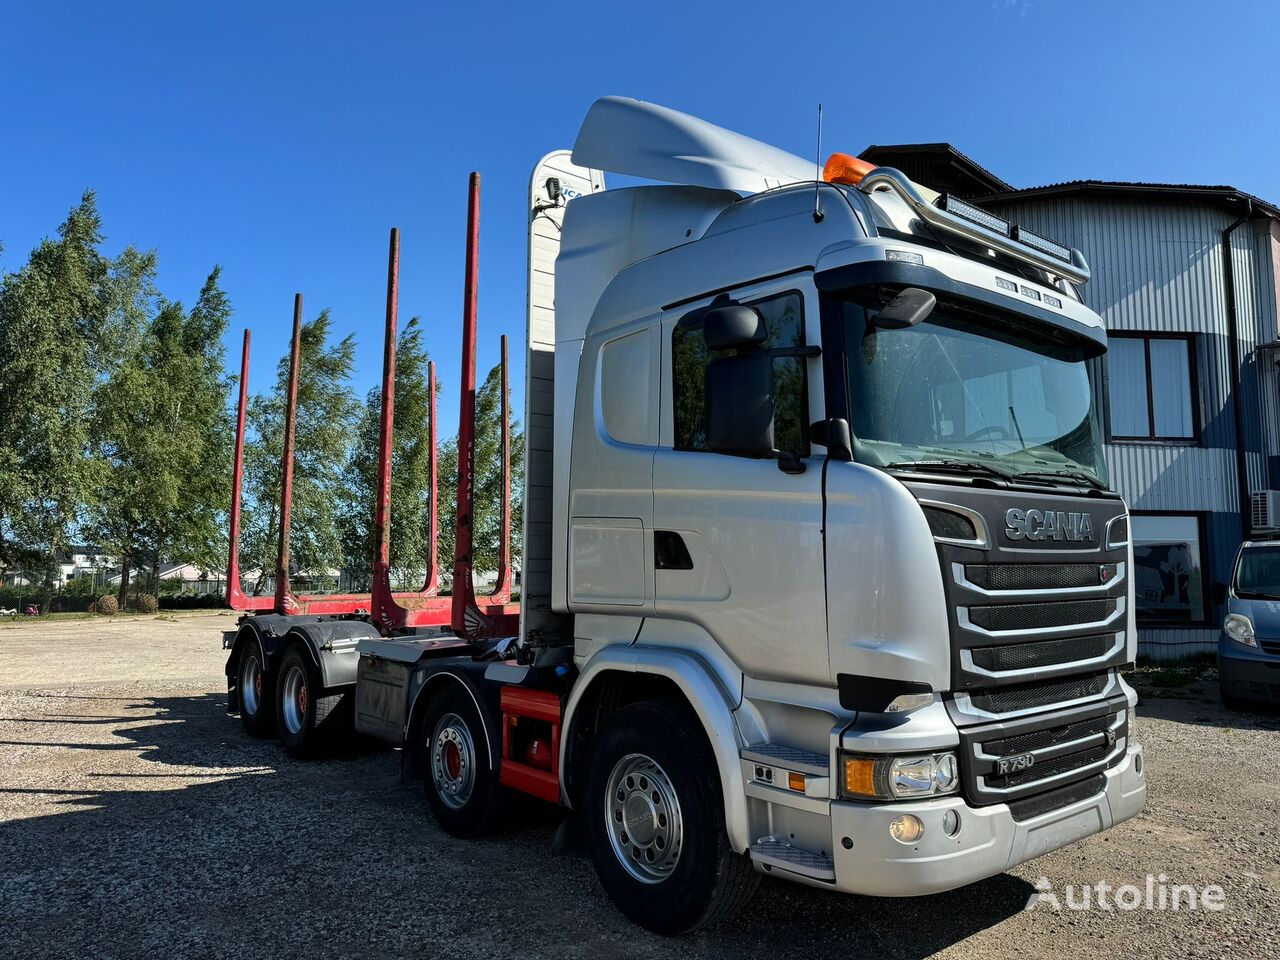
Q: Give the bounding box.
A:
[823,152,876,186]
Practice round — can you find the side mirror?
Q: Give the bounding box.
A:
[811,418,853,461]
[874,287,937,329]
[1211,582,1228,606]
[704,305,767,350]
[706,353,774,459]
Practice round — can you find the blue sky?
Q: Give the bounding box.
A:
[2,0,1276,436]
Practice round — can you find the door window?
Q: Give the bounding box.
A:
[671,291,808,455]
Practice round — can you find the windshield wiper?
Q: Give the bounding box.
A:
[1235,590,1280,601]
[885,459,1015,481]
[1014,469,1106,490]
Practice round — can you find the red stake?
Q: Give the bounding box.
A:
[424,359,439,596]
[452,173,482,637]
[371,229,400,627]
[274,294,303,614]
[226,330,272,611]
[491,334,512,601]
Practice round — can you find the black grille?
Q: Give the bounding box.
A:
[985,712,1113,756]
[969,634,1113,672]
[968,598,1114,632]
[1009,775,1106,822]
[1261,640,1280,656]
[989,744,1109,789]
[965,562,1117,591]
[969,672,1110,714]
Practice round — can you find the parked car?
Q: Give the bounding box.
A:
[1219,540,1280,709]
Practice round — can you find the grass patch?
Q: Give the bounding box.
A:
[0,609,227,626]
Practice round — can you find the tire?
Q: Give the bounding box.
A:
[1219,679,1257,713]
[583,701,759,935]
[237,642,275,739]
[421,685,502,837]
[275,645,348,759]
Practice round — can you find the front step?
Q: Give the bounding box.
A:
[750,837,836,882]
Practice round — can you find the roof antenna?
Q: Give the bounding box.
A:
[812,102,825,224]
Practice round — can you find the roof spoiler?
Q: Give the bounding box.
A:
[859,167,1091,285]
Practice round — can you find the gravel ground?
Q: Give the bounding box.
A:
[1,614,1277,959]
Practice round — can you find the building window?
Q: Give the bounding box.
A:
[1131,513,1206,624]
[672,291,808,455]
[1107,334,1195,440]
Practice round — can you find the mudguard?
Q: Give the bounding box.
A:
[280,620,382,690]
[224,614,325,712]
[560,645,751,853]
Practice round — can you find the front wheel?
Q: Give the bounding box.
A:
[584,701,759,935]
[1219,678,1258,713]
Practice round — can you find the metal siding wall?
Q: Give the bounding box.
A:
[988,196,1276,659]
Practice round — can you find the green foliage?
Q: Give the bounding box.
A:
[88,268,233,600]
[0,192,118,578]
[242,311,358,593]
[435,360,525,584]
[61,577,98,598]
[339,317,439,591]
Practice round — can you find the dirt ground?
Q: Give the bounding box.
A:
[1,614,1277,960]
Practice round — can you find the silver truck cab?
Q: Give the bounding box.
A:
[548,97,1145,901]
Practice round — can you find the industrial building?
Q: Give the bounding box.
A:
[862,144,1280,658]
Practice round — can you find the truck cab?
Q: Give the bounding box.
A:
[538,98,1145,924]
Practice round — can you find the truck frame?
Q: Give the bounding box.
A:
[222,97,1146,935]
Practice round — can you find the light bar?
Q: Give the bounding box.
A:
[1014,225,1073,264]
[860,168,1090,284]
[939,194,1011,237]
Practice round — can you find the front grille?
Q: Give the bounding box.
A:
[1009,774,1106,822]
[968,599,1115,632]
[969,633,1113,672]
[989,744,1109,789]
[965,562,1117,591]
[1260,640,1280,656]
[986,712,1111,756]
[960,698,1126,805]
[969,672,1110,714]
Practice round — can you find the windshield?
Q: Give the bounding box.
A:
[1234,546,1280,600]
[834,287,1108,487]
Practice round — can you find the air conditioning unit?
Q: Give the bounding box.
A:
[1250,490,1280,533]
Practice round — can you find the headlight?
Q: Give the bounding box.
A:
[1224,613,1257,648]
[842,751,960,801]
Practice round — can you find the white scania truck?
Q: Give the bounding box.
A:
[227,96,1146,935]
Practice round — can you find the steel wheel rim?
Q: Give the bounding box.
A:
[431,713,476,810]
[241,653,261,717]
[604,753,683,884]
[281,664,308,735]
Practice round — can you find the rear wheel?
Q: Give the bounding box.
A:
[421,686,502,837]
[237,643,275,739]
[275,645,347,759]
[584,701,758,935]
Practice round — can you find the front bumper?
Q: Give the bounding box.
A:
[1219,642,1280,704]
[824,743,1145,897]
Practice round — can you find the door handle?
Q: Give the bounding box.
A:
[654,530,694,570]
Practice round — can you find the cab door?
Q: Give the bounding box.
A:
[650,276,829,686]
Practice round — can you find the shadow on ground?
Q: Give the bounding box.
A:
[0,691,1036,960]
